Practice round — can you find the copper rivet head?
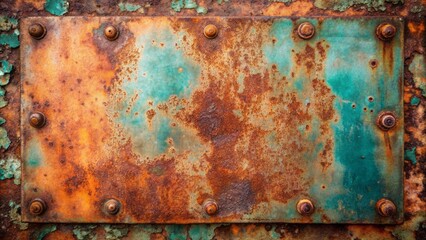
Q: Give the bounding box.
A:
[377,112,397,130]
[104,25,119,41]
[204,24,218,39]
[28,23,46,40]
[376,198,396,217]
[29,112,46,128]
[297,199,315,216]
[104,199,120,215]
[376,23,396,41]
[297,22,315,40]
[29,198,46,216]
[203,199,218,215]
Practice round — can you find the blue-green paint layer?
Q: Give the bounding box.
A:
[117,25,201,157]
[405,147,417,165]
[118,2,142,12]
[264,18,403,223]
[45,0,69,16]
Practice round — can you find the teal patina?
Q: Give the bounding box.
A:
[117,26,201,156]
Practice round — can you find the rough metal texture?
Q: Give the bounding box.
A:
[21,17,403,224]
[0,0,425,239]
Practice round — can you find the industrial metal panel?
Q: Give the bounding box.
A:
[20,17,403,224]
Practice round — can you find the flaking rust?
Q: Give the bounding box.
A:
[20,17,404,224]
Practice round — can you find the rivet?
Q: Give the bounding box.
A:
[204,24,218,39]
[104,199,120,215]
[297,22,315,40]
[296,199,315,216]
[29,198,46,216]
[203,199,218,215]
[104,25,119,41]
[376,23,396,41]
[28,23,46,40]
[377,112,397,130]
[376,198,396,217]
[29,112,46,128]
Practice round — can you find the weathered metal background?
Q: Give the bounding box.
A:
[0,0,425,239]
[21,17,403,224]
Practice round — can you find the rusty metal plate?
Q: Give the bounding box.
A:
[21,17,404,224]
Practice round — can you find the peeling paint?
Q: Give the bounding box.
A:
[405,147,417,165]
[314,0,404,12]
[0,16,18,31]
[118,2,142,12]
[0,29,20,48]
[104,225,129,240]
[9,201,29,230]
[0,125,11,150]
[45,0,69,16]
[0,156,21,184]
[32,225,57,240]
[172,0,195,11]
[73,225,97,240]
[409,53,426,96]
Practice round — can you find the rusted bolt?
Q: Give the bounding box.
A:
[104,25,119,41]
[296,199,315,216]
[28,23,46,40]
[203,199,218,215]
[297,22,315,40]
[104,199,120,215]
[376,23,396,41]
[376,198,396,217]
[377,112,397,130]
[29,112,46,128]
[29,198,46,216]
[204,24,218,39]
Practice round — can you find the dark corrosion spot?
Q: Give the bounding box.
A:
[369,59,378,68]
[368,96,374,102]
[352,104,356,109]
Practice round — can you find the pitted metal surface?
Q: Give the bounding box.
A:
[20,17,404,224]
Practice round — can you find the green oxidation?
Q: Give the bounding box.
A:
[217,0,229,4]
[104,225,129,240]
[1,60,13,86]
[45,0,69,16]
[314,0,403,11]
[0,16,18,31]
[165,225,188,240]
[0,126,10,150]
[188,224,220,239]
[0,29,20,48]
[0,156,21,185]
[0,117,5,125]
[196,6,208,14]
[27,140,44,167]
[171,0,207,14]
[117,26,201,157]
[409,53,426,96]
[9,201,29,230]
[73,225,97,240]
[391,212,426,240]
[322,18,403,222]
[410,96,420,106]
[118,2,142,12]
[129,225,162,239]
[264,18,403,222]
[405,147,417,165]
[33,225,57,240]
